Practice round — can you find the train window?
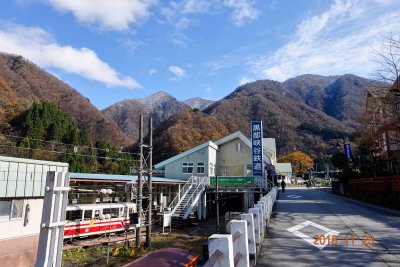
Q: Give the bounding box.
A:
[83,210,92,220]
[94,210,100,218]
[123,207,127,217]
[66,210,82,221]
[103,208,119,218]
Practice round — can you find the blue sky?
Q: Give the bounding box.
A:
[1,0,399,109]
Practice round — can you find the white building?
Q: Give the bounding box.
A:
[0,156,68,267]
[275,162,293,184]
[155,131,275,178]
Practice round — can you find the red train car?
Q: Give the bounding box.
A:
[64,202,137,239]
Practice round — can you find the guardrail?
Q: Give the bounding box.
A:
[204,187,278,267]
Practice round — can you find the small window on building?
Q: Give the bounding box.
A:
[182,162,194,174]
[236,142,242,152]
[197,162,205,174]
[11,200,24,219]
[0,201,11,220]
[221,167,228,176]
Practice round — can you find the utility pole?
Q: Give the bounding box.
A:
[136,115,143,248]
[146,117,153,248]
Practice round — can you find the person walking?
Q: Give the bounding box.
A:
[281,179,286,194]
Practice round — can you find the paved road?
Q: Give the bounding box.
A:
[257,189,400,267]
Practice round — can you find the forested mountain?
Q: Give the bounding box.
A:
[0,53,130,147]
[2,101,134,173]
[0,53,381,165]
[184,97,215,110]
[103,91,189,141]
[283,74,382,128]
[203,75,380,157]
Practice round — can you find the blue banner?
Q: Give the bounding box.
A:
[344,143,353,161]
[251,121,263,176]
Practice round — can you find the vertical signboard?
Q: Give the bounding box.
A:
[344,143,353,161]
[251,121,263,176]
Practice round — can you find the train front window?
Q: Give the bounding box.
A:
[83,210,92,220]
[66,210,82,221]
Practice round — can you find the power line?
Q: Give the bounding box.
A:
[0,133,141,157]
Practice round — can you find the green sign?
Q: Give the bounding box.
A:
[209,176,255,187]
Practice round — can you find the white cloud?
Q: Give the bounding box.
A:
[223,0,259,26]
[168,65,185,79]
[206,86,213,93]
[251,0,400,81]
[149,69,157,75]
[182,0,213,14]
[48,0,155,31]
[239,76,253,85]
[162,0,258,29]
[0,23,140,88]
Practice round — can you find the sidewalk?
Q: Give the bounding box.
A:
[123,247,199,267]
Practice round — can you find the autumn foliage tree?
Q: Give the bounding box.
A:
[278,151,314,175]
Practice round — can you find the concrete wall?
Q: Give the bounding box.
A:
[0,156,69,267]
[0,199,43,240]
[164,146,217,179]
[217,138,251,176]
[0,198,43,267]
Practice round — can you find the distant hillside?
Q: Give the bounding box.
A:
[0,53,130,147]
[184,97,215,110]
[203,77,370,157]
[283,74,382,128]
[152,108,229,163]
[103,91,189,141]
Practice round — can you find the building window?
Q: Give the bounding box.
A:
[0,200,24,220]
[236,142,242,152]
[221,167,228,176]
[0,201,11,220]
[182,162,194,174]
[11,200,24,219]
[197,162,205,174]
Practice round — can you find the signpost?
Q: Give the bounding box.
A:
[251,121,263,177]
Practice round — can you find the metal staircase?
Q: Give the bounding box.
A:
[168,176,208,219]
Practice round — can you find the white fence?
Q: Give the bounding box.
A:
[204,187,278,267]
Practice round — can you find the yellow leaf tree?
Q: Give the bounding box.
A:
[278,151,314,175]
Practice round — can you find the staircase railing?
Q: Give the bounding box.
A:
[181,176,208,219]
[255,176,274,192]
[168,176,196,215]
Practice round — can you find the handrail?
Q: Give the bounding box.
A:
[204,249,223,267]
[168,176,195,214]
[181,176,208,218]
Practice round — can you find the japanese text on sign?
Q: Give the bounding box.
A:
[251,121,263,176]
